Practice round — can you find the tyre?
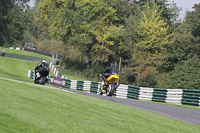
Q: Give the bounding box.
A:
[98,78,103,95]
[106,83,115,96]
[40,76,47,85]
[34,79,39,84]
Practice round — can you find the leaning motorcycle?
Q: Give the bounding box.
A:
[34,68,49,85]
[98,73,119,96]
[0,51,5,56]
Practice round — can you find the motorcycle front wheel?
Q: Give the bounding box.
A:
[106,83,115,96]
[98,78,103,95]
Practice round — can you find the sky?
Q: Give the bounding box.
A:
[28,0,35,8]
[167,0,200,20]
[28,0,200,20]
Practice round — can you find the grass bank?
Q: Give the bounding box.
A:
[0,57,37,82]
[57,67,90,81]
[0,79,199,133]
[0,56,54,82]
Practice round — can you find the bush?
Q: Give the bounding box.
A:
[161,55,200,89]
[138,72,157,88]
[120,66,137,85]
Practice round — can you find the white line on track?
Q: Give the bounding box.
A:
[0,76,73,93]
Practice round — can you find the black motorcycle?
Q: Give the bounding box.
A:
[34,68,49,85]
[0,51,5,56]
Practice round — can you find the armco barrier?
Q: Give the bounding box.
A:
[28,62,200,107]
[28,70,35,80]
[61,79,200,107]
[166,89,182,105]
[9,47,23,50]
[49,62,67,78]
[152,88,167,102]
[127,86,140,99]
[64,79,99,93]
[182,89,200,106]
[52,77,64,87]
[115,84,128,99]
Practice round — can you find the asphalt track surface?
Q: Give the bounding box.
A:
[2,55,200,127]
[5,55,41,62]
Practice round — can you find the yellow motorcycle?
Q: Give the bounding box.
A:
[98,73,119,96]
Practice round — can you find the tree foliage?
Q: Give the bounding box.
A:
[129,0,173,85]
[0,0,30,46]
[76,0,124,65]
[162,55,200,89]
[2,0,200,89]
[138,0,181,25]
[185,4,200,37]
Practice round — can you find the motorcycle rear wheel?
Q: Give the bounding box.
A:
[106,83,115,96]
[40,76,47,85]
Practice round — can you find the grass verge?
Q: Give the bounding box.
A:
[0,56,54,82]
[0,57,37,82]
[56,67,90,81]
[0,79,199,133]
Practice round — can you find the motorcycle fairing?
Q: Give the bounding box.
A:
[107,74,119,84]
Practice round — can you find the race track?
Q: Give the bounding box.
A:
[71,90,200,126]
[3,55,200,127]
[5,55,41,62]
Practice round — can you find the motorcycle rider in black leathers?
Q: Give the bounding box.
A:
[1,50,5,56]
[35,59,49,83]
[101,63,119,89]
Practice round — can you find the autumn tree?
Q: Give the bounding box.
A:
[37,0,88,67]
[138,0,181,25]
[131,0,173,85]
[76,0,124,65]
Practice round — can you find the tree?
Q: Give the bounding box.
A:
[167,32,197,70]
[167,4,200,71]
[130,0,173,85]
[37,0,85,67]
[109,0,137,25]
[76,0,124,65]
[0,0,30,46]
[90,25,124,65]
[162,55,200,89]
[185,4,200,37]
[122,5,142,61]
[138,0,181,25]
[158,3,200,89]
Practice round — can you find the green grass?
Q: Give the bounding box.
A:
[0,47,51,61]
[0,57,38,82]
[0,79,199,133]
[0,55,54,83]
[0,46,199,132]
[57,67,90,81]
